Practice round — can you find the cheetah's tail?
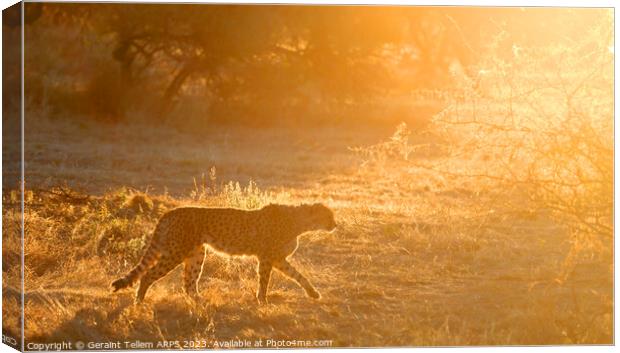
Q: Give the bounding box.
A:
[111,243,162,292]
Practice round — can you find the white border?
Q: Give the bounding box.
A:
[13,0,619,6]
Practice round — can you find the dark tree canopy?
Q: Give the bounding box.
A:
[20,3,609,126]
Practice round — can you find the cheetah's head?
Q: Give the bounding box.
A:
[300,203,337,232]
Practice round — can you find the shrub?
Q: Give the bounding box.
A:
[437,22,611,254]
[353,16,613,269]
[190,166,285,209]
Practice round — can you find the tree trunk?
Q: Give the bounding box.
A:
[157,61,197,122]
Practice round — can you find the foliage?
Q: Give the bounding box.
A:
[355,15,613,267]
[190,167,283,209]
[432,17,612,259]
[21,4,609,126]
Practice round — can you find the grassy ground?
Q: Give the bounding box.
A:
[2,117,612,347]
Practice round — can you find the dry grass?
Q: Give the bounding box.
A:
[2,115,612,347]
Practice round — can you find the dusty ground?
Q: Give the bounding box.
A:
[2,117,613,348]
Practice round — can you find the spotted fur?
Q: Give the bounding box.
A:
[111,203,336,304]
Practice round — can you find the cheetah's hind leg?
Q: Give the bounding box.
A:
[135,256,182,304]
[256,260,273,304]
[274,259,321,299]
[183,245,206,300]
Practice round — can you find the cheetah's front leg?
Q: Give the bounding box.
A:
[256,260,273,304]
[274,259,321,299]
[183,245,206,299]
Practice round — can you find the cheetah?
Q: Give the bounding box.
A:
[111,203,336,304]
